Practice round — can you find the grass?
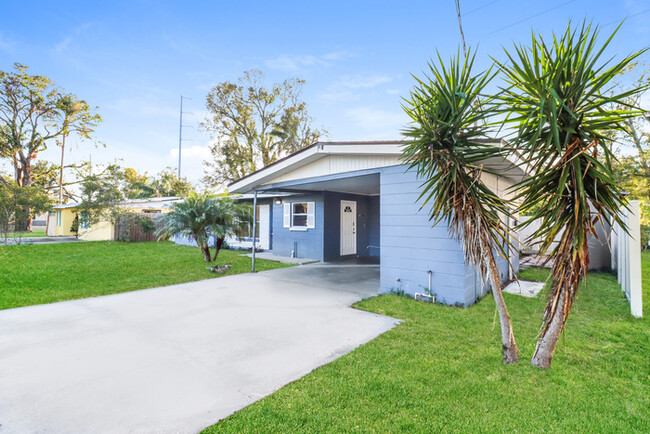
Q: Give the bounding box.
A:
[206,256,650,432]
[0,241,291,310]
[3,229,46,238]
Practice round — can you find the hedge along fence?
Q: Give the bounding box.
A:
[611,200,644,318]
[113,212,165,242]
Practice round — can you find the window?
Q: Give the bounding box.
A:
[292,202,308,227]
[283,201,315,230]
[56,211,61,227]
[80,212,89,230]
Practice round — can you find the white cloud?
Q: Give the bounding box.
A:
[317,74,394,102]
[339,74,392,89]
[53,23,92,54]
[168,144,211,161]
[107,97,178,119]
[265,51,356,72]
[167,144,212,182]
[0,32,16,53]
[344,106,407,139]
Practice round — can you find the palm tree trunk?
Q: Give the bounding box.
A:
[486,252,519,364]
[531,237,585,369]
[201,243,212,263]
[531,293,566,369]
[212,236,225,261]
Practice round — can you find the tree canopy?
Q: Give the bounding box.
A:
[201,69,325,187]
[0,63,100,188]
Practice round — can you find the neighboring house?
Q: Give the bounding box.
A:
[47,197,179,241]
[228,140,526,306]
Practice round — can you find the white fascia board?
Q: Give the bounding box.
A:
[319,143,403,155]
[228,142,404,194]
[229,146,322,193]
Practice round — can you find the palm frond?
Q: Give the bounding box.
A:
[496,20,648,347]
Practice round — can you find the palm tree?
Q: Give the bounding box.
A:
[496,22,647,368]
[157,193,251,262]
[402,49,520,364]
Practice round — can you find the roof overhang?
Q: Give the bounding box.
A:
[228,140,528,194]
[228,141,404,194]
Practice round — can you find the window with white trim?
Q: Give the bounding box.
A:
[292,202,308,227]
[56,211,61,227]
[283,201,315,230]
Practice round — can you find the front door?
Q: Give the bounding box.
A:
[257,204,270,250]
[340,200,357,256]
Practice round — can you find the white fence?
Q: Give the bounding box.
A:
[611,200,644,318]
[519,202,643,318]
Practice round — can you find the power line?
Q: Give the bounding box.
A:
[482,0,577,37]
[603,7,650,27]
[465,0,499,17]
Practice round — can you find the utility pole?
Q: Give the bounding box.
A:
[178,95,192,177]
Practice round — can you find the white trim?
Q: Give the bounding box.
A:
[307,202,315,228]
[288,201,314,230]
[283,203,291,228]
[228,140,527,194]
[229,142,403,194]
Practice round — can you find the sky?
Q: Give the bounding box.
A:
[1,0,649,184]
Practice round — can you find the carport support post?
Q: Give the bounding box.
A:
[251,190,257,272]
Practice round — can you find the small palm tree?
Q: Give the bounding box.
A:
[402,49,520,364]
[496,22,647,368]
[157,193,251,262]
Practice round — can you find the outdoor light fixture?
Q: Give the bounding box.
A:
[275,199,282,205]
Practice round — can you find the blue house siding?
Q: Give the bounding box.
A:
[322,192,379,261]
[367,196,380,257]
[271,193,324,260]
[380,164,469,305]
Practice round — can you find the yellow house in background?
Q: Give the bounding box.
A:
[46,197,179,241]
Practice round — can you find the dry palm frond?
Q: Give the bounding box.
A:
[403,48,519,363]
[495,21,648,367]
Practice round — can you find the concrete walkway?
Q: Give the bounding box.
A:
[2,236,82,246]
[0,264,396,433]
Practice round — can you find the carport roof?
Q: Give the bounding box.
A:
[228,140,527,194]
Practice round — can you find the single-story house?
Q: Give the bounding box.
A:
[228,140,526,306]
[47,197,179,241]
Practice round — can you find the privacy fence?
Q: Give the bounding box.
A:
[611,200,644,318]
[518,201,643,318]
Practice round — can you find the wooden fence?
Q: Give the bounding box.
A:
[113,212,165,242]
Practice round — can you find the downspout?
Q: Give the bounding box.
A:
[251,190,258,272]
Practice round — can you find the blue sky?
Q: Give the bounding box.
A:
[1,0,648,183]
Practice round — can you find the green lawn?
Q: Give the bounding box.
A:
[0,241,291,310]
[4,229,46,238]
[206,256,650,432]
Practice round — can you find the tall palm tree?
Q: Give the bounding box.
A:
[402,49,520,364]
[157,193,251,262]
[496,22,647,368]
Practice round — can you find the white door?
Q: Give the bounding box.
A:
[258,204,270,250]
[340,200,357,256]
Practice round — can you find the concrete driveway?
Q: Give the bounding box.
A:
[0,264,397,433]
